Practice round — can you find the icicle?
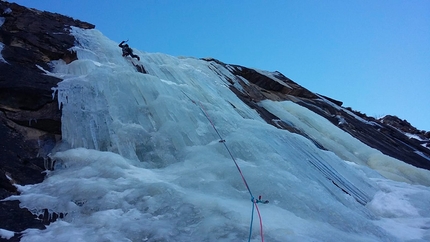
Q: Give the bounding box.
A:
[89,118,99,150]
[51,87,58,101]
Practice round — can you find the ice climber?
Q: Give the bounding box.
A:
[119,40,140,61]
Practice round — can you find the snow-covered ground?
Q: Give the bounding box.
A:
[3,27,430,242]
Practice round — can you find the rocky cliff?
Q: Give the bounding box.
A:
[204,58,430,170]
[0,1,94,240]
[1,1,429,240]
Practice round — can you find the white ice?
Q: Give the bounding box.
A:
[0,42,7,63]
[4,27,430,242]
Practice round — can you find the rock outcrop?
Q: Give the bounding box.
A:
[202,58,430,171]
[380,115,430,143]
[0,1,94,240]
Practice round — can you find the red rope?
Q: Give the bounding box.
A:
[254,202,265,242]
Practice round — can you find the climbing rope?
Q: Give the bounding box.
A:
[182,91,268,242]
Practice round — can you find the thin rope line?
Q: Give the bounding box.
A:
[249,202,255,242]
[182,91,266,242]
[221,142,253,197]
[254,202,264,242]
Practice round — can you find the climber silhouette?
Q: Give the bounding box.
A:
[119,40,140,61]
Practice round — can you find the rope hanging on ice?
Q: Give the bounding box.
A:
[182,90,268,242]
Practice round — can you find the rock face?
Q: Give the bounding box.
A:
[380,115,430,143]
[202,58,430,171]
[0,1,94,240]
[1,1,429,240]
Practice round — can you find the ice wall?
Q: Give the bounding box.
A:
[6,27,430,242]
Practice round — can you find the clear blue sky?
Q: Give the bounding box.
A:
[10,0,430,131]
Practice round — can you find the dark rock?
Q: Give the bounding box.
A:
[232,65,318,99]
[203,58,430,171]
[380,115,420,135]
[0,0,94,236]
[0,200,46,241]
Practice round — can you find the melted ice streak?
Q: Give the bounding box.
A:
[5,27,430,242]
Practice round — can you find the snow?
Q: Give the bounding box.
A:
[405,132,426,141]
[367,178,430,241]
[0,17,5,27]
[3,8,12,15]
[414,151,430,161]
[4,27,430,241]
[405,133,430,150]
[336,114,347,125]
[0,228,15,240]
[5,173,12,181]
[387,125,430,150]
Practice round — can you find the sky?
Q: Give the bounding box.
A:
[9,0,430,131]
